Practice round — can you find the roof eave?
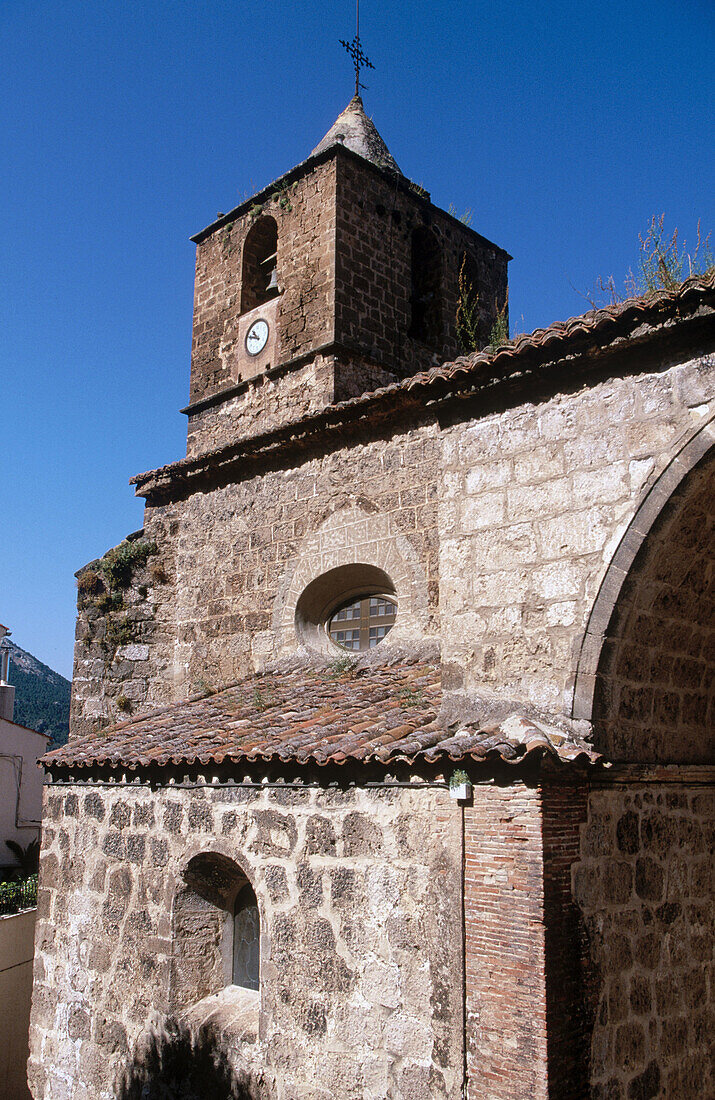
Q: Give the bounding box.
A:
[130,274,715,500]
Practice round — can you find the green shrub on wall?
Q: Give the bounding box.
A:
[101,539,158,590]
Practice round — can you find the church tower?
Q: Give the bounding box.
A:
[183,97,510,457]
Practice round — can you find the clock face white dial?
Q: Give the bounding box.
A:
[246,319,269,356]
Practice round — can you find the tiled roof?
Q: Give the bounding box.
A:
[311,95,402,175]
[43,660,601,773]
[381,269,715,397]
[131,272,715,493]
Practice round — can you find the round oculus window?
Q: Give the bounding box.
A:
[328,594,396,652]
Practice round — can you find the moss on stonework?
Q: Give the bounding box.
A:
[101,617,140,657]
[100,538,158,591]
[77,537,158,606]
[77,569,105,598]
[74,536,159,671]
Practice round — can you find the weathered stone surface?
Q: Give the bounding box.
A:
[71,352,715,740]
[29,781,462,1100]
[575,783,714,1099]
[52,113,715,1100]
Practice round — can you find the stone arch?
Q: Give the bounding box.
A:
[241,215,279,314]
[170,850,261,1008]
[573,419,715,761]
[273,502,432,656]
[573,417,715,725]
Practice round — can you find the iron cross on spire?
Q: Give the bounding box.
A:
[340,0,374,97]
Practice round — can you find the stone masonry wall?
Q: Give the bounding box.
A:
[29,779,463,1100]
[573,776,714,1100]
[71,532,179,740]
[439,354,715,717]
[184,352,400,459]
[189,159,337,410]
[185,354,336,459]
[186,149,509,458]
[72,418,443,734]
[72,353,715,739]
[335,154,509,377]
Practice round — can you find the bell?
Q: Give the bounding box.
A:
[266,266,278,292]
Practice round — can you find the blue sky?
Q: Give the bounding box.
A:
[2,0,714,679]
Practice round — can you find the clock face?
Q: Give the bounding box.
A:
[245,319,269,356]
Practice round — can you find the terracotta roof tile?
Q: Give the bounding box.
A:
[44,661,602,773]
[332,269,715,407]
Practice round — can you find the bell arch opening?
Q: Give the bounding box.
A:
[591,452,714,763]
[409,226,443,346]
[241,216,279,314]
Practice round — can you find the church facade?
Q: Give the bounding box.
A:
[30,100,714,1100]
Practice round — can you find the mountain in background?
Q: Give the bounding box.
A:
[7,641,70,747]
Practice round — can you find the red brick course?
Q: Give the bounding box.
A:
[465,780,589,1099]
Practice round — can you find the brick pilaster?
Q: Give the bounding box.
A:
[464,776,589,1099]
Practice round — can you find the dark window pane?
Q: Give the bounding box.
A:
[368,625,390,647]
[233,883,259,990]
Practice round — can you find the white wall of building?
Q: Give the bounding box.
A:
[0,716,47,867]
[0,908,36,1099]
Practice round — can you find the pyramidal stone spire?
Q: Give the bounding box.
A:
[311,96,402,175]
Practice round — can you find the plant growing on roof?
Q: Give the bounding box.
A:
[582,215,714,307]
[400,685,425,707]
[270,180,295,212]
[448,204,474,227]
[252,685,276,711]
[456,255,481,353]
[627,215,714,296]
[326,654,357,680]
[486,289,510,352]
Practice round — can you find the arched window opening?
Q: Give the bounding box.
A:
[409,227,442,346]
[328,594,397,651]
[173,852,260,1006]
[294,563,399,655]
[241,216,279,314]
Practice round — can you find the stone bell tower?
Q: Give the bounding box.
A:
[183,97,510,457]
